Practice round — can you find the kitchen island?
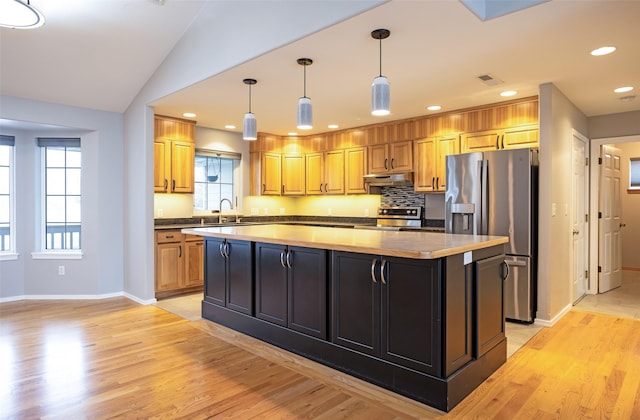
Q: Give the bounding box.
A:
[182,224,509,412]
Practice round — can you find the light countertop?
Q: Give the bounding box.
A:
[182,224,507,259]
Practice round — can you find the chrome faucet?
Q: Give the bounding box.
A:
[219,198,233,224]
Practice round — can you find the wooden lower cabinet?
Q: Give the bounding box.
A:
[331,251,441,375]
[204,238,254,315]
[155,230,203,298]
[255,242,327,339]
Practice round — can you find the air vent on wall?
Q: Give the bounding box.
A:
[477,74,503,86]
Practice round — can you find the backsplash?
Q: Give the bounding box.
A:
[380,186,424,207]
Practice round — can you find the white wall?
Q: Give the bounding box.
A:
[0,95,124,299]
[537,83,589,324]
[123,1,386,301]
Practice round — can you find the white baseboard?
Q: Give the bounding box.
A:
[0,291,156,305]
[534,303,572,327]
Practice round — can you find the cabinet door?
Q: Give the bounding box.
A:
[204,238,226,306]
[288,247,327,339]
[324,150,345,195]
[282,154,306,196]
[255,243,288,326]
[413,138,437,192]
[331,252,379,356]
[183,239,204,287]
[381,257,441,376]
[261,153,282,195]
[368,144,389,174]
[305,153,324,195]
[435,135,460,191]
[226,240,254,315]
[501,125,539,149]
[345,147,368,194]
[154,139,169,192]
[389,140,413,172]
[461,130,500,153]
[474,254,506,358]
[155,242,183,291]
[171,140,195,193]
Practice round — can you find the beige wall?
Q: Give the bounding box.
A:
[588,111,640,139]
[614,142,640,269]
[537,83,589,323]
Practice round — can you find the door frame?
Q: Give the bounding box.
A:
[571,130,589,303]
[589,134,640,295]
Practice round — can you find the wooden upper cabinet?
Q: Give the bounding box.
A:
[261,152,282,195]
[154,115,195,194]
[324,150,345,194]
[282,154,305,196]
[461,125,539,153]
[345,147,368,194]
[502,125,539,149]
[414,135,460,193]
[368,140,413,174]
[305,153,324,195]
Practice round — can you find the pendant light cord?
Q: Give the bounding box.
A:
[303,64,307,98]
[378,36,383,77]
[248,83,252,113]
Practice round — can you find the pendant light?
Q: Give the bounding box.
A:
[0,0,45,29]
[371,29,390,116]
[296,58,313,130]
[242,78,257,141]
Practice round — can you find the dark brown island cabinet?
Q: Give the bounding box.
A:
[191,227,507,412]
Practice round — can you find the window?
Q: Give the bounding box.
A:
[0,135,15,254]
[194,150,240,211]
[38,138,81,251]
[630,157,640,190]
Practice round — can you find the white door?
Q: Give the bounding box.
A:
[599,145,623,293]
[572,134,588,304]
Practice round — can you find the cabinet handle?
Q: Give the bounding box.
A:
[384,158,388,170]
[495,135,499,149]
[370,258,378,283]
[501,134,505,149]
[224,243,230,258]
[380,259,387,284]
[436,177,440,190]
[281,185,285,194]
[262,183,266,194]
[324,183,328,193]
[286,250,292,268]
[172,179,176,191]
[390,158,395,169]
[164,179,168,191]
[502,260,511,281]
[320,183,323,193]
[432,177,435,189]
[166,235,174,239]
[280,250,286,268]
[219,242,225,258]
[178,245,182,258]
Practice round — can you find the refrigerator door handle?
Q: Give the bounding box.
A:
[478,160,488,234]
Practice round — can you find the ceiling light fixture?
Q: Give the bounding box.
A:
[500,90,517,97]
[371,28,391,116]
[427,105,442,111]
[328,124,339,129]
[242,78,257,141]
[614,86,634,93]
[183,112,196,118]
[224,125,236,130]
[0,0,45,29]
[590,46,616,56]
[296,58,313,130]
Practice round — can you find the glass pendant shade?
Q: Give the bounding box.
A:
[371,76,390,116]
[297,97,312,130]
[0,0,45,29]
[243,112,257,141]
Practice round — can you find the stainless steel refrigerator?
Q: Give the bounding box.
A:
[445,148,538,323]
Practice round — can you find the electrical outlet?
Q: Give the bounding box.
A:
[58,266,65,275]
[279,208,285,215]
[364,209,370,217]
[251,208,258,215]
[263,208,269,215]
[328,208,332,215]
[157,208,163,217]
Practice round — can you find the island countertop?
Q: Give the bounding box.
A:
[182,224,507,259]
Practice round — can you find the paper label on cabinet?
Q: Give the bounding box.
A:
[464,251,472,265]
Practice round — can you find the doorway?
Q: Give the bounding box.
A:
[589,135,640,295]
[571,131,589,304]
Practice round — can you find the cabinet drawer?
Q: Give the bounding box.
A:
[156,230,182,243]
[185,234,203,242]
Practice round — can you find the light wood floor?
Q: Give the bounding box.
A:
[3,294,640,418]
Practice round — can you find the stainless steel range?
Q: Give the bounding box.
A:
[356,206,422,230]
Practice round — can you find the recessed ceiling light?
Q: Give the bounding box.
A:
[183,112,196,118]
[614,86,634,93]
[590,46,616,56]
[500,90,517,97]
[328,124,339,129]
[224,125,236,129]
[426,105,441,111]
[288,132,298,136]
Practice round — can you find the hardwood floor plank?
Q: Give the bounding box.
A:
[3,298,640,419]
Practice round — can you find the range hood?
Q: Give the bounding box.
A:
[363,172,414,186]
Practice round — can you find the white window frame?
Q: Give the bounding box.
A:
[193,149,241,214]
[32,138,83,259]
[0,135,17,261]
[630,157,640,190]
